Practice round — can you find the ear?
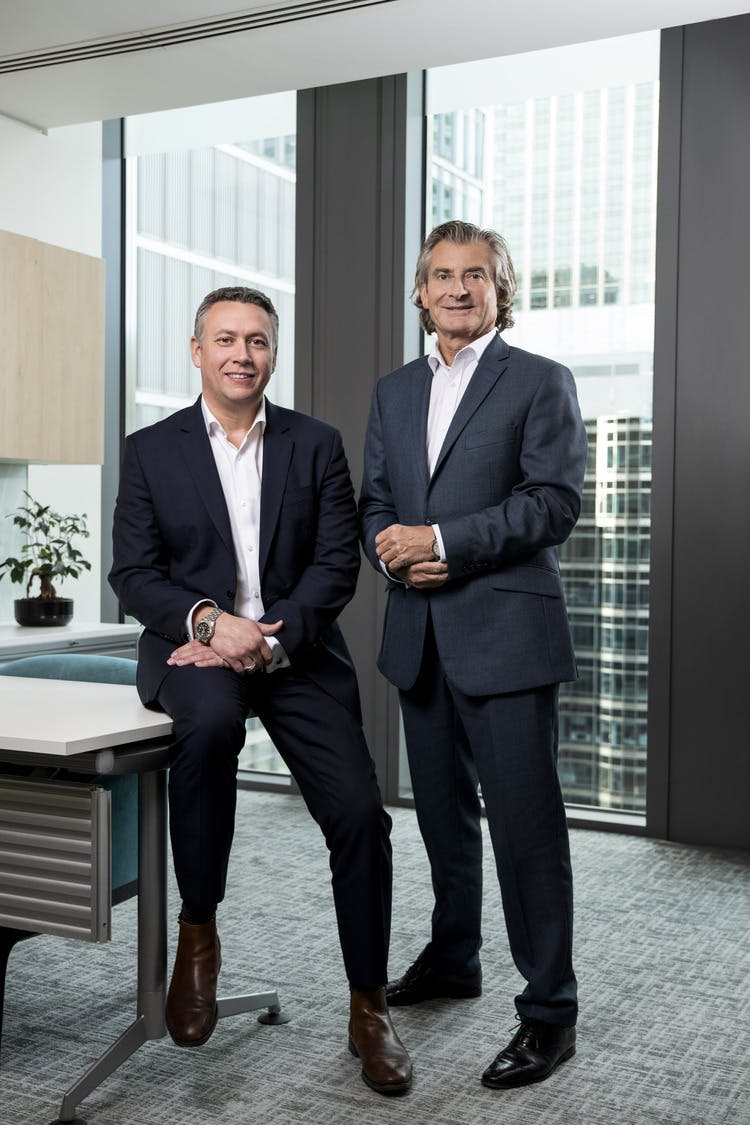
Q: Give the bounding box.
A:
[418,282,429,309]
[190,336,202,369]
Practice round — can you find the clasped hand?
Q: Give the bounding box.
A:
[375,523,448,589]
[167,613,284,674]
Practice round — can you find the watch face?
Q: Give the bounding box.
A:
[196,617,213,641]
[196,607,221,642]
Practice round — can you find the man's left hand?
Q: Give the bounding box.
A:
[168,639,228,669]
[376,523,436,569]
[392,561,449,589]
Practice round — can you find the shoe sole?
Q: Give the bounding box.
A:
[386,984,482,1006]
[481,1045,576,1089]
[348,1036,413,1096]
[165,1004,219,1048]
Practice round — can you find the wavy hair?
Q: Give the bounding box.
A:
[412,221,516,334]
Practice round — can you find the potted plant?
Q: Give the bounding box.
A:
[0,491,92,626]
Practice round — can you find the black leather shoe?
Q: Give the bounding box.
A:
[386,951,482,1006]
[481,1019,576,1088]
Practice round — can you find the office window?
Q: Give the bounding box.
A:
[124,93,296,780]
[420,33,659,817]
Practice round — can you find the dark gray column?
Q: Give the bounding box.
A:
[649,15,750,848]
[295,75,423,797]
[647,29,682,842]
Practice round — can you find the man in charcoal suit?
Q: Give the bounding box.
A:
[359,221,587,1089]
[109,286,411,1095]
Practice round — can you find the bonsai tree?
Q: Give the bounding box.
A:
[0,491,91,600]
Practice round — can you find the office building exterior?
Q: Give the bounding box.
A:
[428,66,658,814]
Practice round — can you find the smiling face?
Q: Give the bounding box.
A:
[190,300,276,426]
[418,239,499,360]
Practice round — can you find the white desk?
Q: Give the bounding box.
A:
[0,677,286,1125]
[0,676,168,757]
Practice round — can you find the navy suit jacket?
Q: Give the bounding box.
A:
[359,334,588,696]
[109,396,361,714]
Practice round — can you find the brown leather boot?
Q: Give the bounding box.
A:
[348,987,413,1095]
[165,917,221,1047]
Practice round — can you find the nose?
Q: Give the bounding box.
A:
[448,276,469,298]
[233,341,253,363]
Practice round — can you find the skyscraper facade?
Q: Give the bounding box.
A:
[427,39,659,814]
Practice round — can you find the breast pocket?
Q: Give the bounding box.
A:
[464,423,517,450]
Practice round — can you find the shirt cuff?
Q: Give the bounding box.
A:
[432,524,446,562]
[264,636,290,673]
[379,558,409,587]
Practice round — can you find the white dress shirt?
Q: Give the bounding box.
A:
[186,396,288,671]
[427,326,499,559]
[379,327,498,582]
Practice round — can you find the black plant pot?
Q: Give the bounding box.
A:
[14,597,74,627]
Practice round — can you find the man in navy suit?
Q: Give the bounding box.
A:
[109,286,411,1095]
[359,222,587,1089]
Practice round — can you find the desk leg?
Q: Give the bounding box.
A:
[50,766,287,1124]
[0,928,36,1055]
[217,990,290,1025]
[50,769,168,1125]
[135,769,168,1038]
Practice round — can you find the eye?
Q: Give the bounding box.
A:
[249,337,269,349]
[217,335,233,344]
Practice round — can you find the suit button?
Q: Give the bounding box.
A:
[425,518,433,525]
[226,590,234,599]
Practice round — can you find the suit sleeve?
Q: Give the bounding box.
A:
[258,428,361,658]
[358,380,400,575]
[440,364,587,577]
[108,434,209,644]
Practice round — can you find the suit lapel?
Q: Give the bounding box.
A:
[259,401,293,578]
[177,398,234,556]
[411,359,432,494]
[430,334,510,481]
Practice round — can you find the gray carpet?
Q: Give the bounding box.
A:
[2,790,749,1125]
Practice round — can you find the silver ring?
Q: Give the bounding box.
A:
[244,661,257,673]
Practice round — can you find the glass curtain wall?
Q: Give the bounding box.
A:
[421,33,660,817]
[124,92,296,779]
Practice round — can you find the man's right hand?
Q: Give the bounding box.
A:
[210,613,284,674]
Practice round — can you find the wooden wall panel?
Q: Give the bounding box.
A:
[0,229,104,464]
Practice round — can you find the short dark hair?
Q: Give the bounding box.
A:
[412,220,517,333]
[193,286,279,357]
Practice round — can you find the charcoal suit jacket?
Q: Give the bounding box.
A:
[359,332,588,697]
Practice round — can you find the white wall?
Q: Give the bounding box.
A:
[0,115,103,623]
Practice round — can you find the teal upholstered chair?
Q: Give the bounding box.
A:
[0,652,140,1053]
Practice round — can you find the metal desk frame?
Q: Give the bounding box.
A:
[0,699,287,1125]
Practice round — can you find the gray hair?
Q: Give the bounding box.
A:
[412,220,517,333]
[193,286,279,357]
